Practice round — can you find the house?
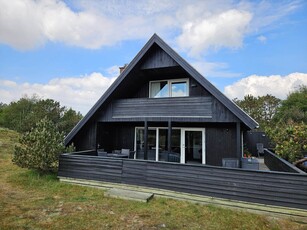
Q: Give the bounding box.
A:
[64,34,258,167]
[59,34,307,210]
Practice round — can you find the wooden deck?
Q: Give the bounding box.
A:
[258,158,270,171]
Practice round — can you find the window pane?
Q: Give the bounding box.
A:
[170,129,181,163]
[171,81,187,97]
[135,128,156,161]
[147,129,156,161]
[136,128,144,159]
[150,81,169,98]
[158,129,168,162]
[158,129,181,163]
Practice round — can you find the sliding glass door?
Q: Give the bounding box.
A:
[135,127,205,164]
[135,128,156,160]
[181,129,205,164]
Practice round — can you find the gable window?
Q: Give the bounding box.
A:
[150,79,189,98]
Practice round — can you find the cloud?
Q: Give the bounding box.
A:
[257,35,267,43]
[0,0,302,53]
[191,60,241,78]
[224,72,307,100]
[176,9,252,56]
[0,0,176,50]
[0,73,117,114]
[0,0,45,50]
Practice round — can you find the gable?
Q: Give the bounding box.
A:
[140,43,179,69]
[65,34,258,145]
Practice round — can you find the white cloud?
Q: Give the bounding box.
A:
[0,0,176,50]
[257,35,267,43]
[0,0,302,53]
[0,73,117,114]
[106,65,120,77]
[176,9,252,56]
[0,0,45,50]
[224,72,307,100]
[191,60,241,78]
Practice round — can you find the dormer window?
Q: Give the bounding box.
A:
[150,79,189,98]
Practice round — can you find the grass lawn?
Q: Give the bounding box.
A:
[0,128,306,230]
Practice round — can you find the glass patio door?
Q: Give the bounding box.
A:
[135,128,156,160]
[181,129,205,164]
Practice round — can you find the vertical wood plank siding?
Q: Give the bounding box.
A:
[140,44,179,69]
[264,149,305,174]
[58,153,307,209]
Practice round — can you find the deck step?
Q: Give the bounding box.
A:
[105,188,154,202]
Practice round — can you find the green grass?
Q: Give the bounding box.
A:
[0,128,306,230]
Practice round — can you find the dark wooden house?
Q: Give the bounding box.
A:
[64,34,258,167]
[59,34,307,211]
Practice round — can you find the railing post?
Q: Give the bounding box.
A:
[168,120,172,153]
[144,119,148,160]
[236,122,241,160]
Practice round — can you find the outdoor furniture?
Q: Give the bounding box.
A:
[241,157,259,170]
[168,152,180,162]
[97,149,107,156]
[106,153,129,158]
[121,149,130,156]
[256,143,264,157]
[129,151,136,159]
[222,158,239,168]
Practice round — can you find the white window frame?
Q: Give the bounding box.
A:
[149,79,189,98]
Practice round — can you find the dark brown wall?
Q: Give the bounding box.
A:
[97,122,137,152]
[206,124,237,166]
[71,119,97,151]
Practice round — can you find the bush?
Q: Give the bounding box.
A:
[266,122,307,162]
[13,117,74,173]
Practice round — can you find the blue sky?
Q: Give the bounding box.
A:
[0,0,307,114]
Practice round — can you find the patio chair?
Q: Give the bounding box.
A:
[97,149,107,156]
[256,143,264,157]
[121,149,130,157]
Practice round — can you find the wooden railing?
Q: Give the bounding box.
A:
[264,149,305,174]
[58,152,307,210]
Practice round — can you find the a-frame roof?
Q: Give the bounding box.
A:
[65,34,258,145]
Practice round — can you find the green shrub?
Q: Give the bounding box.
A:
[13,117,74,173]
[266,122,307,162]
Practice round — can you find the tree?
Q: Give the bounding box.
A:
[233,94,281,130]
[0,95,82,134]
[58,108,83,135]
[273,85,307,123]
[265,86,307,169]
[0,95,37,132]
[0,102,7,125]
[13,117,74,173]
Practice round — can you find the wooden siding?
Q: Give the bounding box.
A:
[101,97,212,121]
[65,34,258,146]
[140,44,179,69]
[71,119,97,151]
[96,122,240,167]
[264,149,305,174]
[206,125,237,166]
[96,123,136,153]
[211,98,239,122]
[59,153,307,210]
[245,131,272,156]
